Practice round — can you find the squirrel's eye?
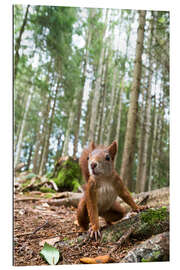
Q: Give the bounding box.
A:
[87,156,89,160]
[105,155,110,161]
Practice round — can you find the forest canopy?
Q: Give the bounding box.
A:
[14,5,169,193]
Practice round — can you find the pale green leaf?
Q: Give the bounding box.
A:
[40,242,60,265]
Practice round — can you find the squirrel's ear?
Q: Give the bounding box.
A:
[107,141,117,160]
[89,141,95,151]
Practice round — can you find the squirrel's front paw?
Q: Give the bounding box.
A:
[88,226,101,241]
[134,205,149,212]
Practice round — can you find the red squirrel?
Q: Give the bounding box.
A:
[77,141,148,240]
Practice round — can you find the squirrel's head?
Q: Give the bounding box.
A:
[87,141,117,177]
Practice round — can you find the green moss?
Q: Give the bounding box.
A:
[141,251,161,262]
[44,193,54,199]
[21,179,31,188]
[141,207,168,226]
[39,186,56,193]
[52,158,83,192]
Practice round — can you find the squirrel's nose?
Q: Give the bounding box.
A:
[91,162,97,169]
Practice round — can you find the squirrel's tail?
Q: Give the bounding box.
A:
[79,142,95,182]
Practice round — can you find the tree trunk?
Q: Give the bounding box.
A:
[14,5,30,79]
[39,79,60,175]
[99,48,110,145]
[14,86,33,167]
[148,93,158,191]
[120,10,146,191]
[62,102,75,157]
[88,9,109,142]
[96,55,107,145]
[136,14,154,192]
[115,79,123,169]
[32,94,51,174]
[104,67,118,145]
[26,143,33,170]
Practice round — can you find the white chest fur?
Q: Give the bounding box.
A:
[97,182,117,213]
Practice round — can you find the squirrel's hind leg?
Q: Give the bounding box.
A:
[77,196,90,231]
[102,201,126,225]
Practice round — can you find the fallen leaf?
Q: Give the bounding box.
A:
[80,254,111,264]
[39,237,61,247]
[39,242,61,265]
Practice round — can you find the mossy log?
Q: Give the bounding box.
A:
[101,207,169,243]
[121,231,169,262]
[51,156,83,192]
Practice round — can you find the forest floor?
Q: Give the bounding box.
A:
[14,192,145,266]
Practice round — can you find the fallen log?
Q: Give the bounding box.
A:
[101,207,169,243]
[121,231,169,262]
[45,187,169,210]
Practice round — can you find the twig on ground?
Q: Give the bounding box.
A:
[15,220,50,237]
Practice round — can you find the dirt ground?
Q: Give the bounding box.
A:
[14,192,140,266]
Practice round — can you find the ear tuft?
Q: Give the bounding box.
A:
[89,141,95,151]
[106,141,117,160]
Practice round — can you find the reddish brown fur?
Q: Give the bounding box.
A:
[77,141,147,234]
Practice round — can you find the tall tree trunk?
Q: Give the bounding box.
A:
[14,5,30,79]
[148,93,158,191]
[61,100,76,157]
[32,94,51,174]
[136,13,154,192]
[115,79,124,169]
[82,89,93,147]
[88,9,109,143]
[104,67,118,145]
[26,143,33,170]
[120,10,146,191]
[55,133,62,160]
[73,10,95,158]
[96,54,107,145]
[99,48,111,145]
[39,79,60,175]
[115,11,134,171]
[14,86,33,167]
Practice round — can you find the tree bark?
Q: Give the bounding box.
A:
[120,10,146,191]
[32,94,51,174]
[104,66,118,145]
[136,13,154,193]
[115,79,123,169]
[148,95,158,191]
[39,79,60,175]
